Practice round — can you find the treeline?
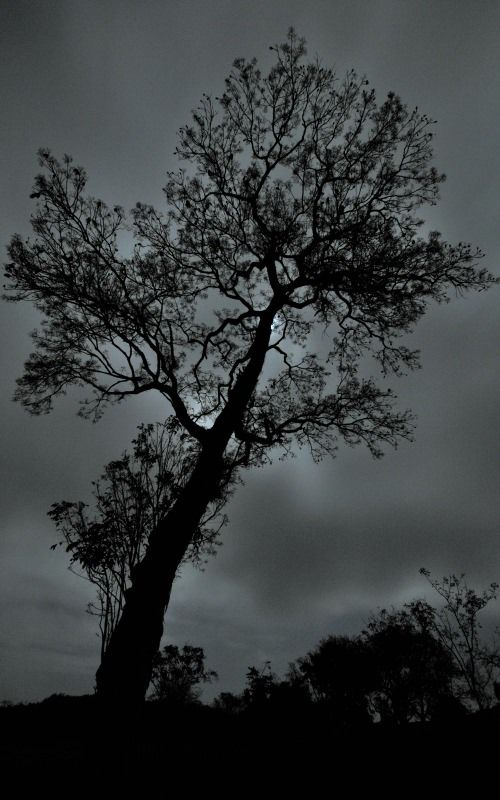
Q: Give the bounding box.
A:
[149,571,500,728]
[2,572,499,774]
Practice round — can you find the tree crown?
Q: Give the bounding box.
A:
[4,29,494,463]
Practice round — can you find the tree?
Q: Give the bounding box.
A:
[149,644,217,705]
[48,420,231,660]
[364,606,459,724]
[4,29,494,704]
[292,635,374,727]
[413,569,500,710]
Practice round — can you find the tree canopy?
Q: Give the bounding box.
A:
[364,606,458,724]
[4,30,492,467]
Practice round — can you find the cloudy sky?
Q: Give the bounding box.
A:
[1,0,499,703]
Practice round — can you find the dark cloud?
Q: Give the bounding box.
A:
[1,0,499,702]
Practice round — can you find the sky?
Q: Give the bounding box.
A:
[1,0,499,703]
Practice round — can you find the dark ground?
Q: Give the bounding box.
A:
[1,695,499,789]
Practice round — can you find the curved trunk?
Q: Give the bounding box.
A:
[95,443,226,704]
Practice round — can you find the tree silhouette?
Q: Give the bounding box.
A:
[242,662,279,709]
[414,569,500,710]
[364,606,459,724]
[4,29,494,703]
[48,420,231,660]
[149,644,217,705]
[292,635,374,727]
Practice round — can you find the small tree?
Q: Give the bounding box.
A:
[4,29,494,702]
[414,569,500,710]
[149,644,218,705]
[48,420,232,660]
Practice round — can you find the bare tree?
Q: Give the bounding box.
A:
[4,30,494,703]
[49,420,231,661]
[413,569,500,710]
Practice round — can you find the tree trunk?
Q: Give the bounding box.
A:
[95,442,227,705]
